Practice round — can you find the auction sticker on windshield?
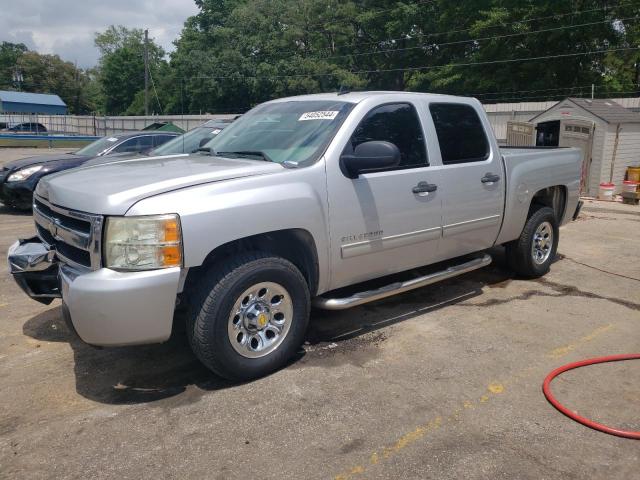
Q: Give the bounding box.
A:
[298,111,339,121]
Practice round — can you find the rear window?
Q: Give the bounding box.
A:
[429,103,489,165]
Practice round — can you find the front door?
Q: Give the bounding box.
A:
[427,102,504,260]
[325,102,443,290]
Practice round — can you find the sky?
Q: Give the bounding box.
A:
[0,0,200,68]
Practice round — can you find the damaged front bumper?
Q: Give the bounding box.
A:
[8,236,182,346]
[7,237,60,304]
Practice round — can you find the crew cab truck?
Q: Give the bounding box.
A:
[8,92,582,380]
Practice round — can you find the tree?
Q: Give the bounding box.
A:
[94,26,166,114]
[166,0,640,113]
[0,42,28,90]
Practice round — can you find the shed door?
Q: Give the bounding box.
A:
[506,121,535,146]
[559,120,595,194]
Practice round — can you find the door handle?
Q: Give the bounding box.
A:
[481,173,501,184]
[412,181,438,196]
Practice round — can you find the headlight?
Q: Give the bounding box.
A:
[104,214,182,271]
[7,165,43,182]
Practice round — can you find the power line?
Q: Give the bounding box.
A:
[149,68,163,114]
[472,84,597,97]
[322,16,639,60]
[221,2,638,65]
[186,46,640,81]
[301,0,436,30]
[326,2,636,52]
[480,89,640,103]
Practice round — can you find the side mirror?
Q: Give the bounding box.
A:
[340,141,401,179]
[199,138,210,148]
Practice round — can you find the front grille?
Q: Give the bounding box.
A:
[36,224,92,266]
[34,198,91,234]
[33,195,103,270]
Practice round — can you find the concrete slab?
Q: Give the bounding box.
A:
[0,148,638,479]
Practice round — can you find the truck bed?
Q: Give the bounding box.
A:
[495,146,582,245]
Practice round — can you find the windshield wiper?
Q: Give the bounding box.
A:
[217,150,273,162]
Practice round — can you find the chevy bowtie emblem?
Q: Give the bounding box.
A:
[48,219,59,239]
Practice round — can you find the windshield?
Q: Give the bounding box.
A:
[151,124,226,155]
[75,136,121,157]
[203,100,354,165]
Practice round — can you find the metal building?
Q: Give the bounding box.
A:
[0,90,67,115]
[506,98,640,196]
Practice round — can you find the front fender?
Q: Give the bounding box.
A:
[125,161,331,292]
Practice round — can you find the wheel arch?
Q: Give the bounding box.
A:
[529,185,567,222]
[496,183,569,246]
[184,228,320,296]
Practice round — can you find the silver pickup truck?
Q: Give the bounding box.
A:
[8,92,582,380]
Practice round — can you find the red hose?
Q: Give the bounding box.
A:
[543,354,640,440]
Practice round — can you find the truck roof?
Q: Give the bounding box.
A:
[267,91,475,104]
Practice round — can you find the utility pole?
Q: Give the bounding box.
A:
[591,84,595,99]
[144,29,149,116]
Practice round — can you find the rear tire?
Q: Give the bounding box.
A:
[506,206,558,278]
[186,252,310,381]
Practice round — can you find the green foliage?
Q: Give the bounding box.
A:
[160,0,640,113]
[0,42,96,114]
[0,42,28,90]
[10,1,639,115]
[93,26,167,115]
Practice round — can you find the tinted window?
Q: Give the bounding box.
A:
[75,136,120,156]
[429,103,489,164]
[349,103,427,168]
[152,135,177,147]
[113,136,153,153]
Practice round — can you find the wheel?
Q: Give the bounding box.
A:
[186,252,310,381]
[506,206,559,278]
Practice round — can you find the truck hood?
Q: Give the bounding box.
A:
[36,154,284,215]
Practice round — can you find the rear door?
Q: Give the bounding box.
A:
[427,102,504,260]
[325,100,443,289]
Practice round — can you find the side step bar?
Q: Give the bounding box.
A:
[313,254,492,310]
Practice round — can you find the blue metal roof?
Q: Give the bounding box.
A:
[0,90,66,107]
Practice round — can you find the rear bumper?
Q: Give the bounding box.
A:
[8,238,181,346]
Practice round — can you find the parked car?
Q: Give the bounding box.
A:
[3,122,48,134]
[81,119,232,168]
[149,119,233,155]
[8,92,582,381]
[0,131,179,210]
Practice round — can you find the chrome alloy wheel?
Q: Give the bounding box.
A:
[227,281,294,358]
[532,221,553,265]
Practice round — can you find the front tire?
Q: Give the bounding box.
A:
[506,206,559,278]
[187,253,310,381]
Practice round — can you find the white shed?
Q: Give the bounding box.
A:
[528,98,640,196]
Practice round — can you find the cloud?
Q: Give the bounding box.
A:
[0,0,199,68]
